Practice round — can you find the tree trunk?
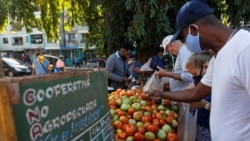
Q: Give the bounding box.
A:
[0,57,4,78]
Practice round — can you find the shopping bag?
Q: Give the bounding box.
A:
[140,58,154,71]
[143,73,163,92]
[178,103,197,141]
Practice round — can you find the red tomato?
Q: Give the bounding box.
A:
[127,114,132,119]
[159,119,166,126]
[122,123,129,131]
[167,132,178,141]
[154,139,162,141]
[167,112,175,118]
[109,105,117,109]
[126,90,134,97]
[151,104,158,110]
[117,130,127,139]
[114,120,123,129]
[137,126,146,134]
[117,110,126,117]
[155,112,164,120]
[145,105,153,113]
[141,115,152,123]
[152,118,161,127]
[164,99,171,107]
[166,116,174,125]
[146,124,159,133]
[119,115,129,124]
[116,88,122,94]
[134,132,144,141]
[128,107,136,115]
[125,124,138,136]
[140,92,148,99]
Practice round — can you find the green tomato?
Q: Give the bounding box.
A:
[157,129,167,140]
[144,132,155,141]
[121,103,130,111]
[132,102,141,111]
[161,124,172,134]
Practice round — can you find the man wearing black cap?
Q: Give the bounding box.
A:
[149,0,250,140]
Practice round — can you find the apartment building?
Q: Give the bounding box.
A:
[0,12,96,66]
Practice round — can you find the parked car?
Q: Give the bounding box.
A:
[2,57,32,77]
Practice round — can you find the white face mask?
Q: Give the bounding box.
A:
[185,24,203,53]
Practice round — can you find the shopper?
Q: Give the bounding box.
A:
[105,42,134,90]
[75,57,80,68]
[54,55,66,73]
[185,51,214,141]
[148,0,250,140]
[157,36,193,91]
[151,47,166,70]
[31,50,51,75]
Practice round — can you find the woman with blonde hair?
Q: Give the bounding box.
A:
[186,50,214,141]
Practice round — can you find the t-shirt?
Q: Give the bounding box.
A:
[152,54,166,69]
[56,59,65,68]
[201,29,250,141]
[132,60,142,79]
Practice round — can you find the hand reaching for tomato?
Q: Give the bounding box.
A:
[147,90,164,101]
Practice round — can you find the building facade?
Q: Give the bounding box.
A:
[0,12,97,66]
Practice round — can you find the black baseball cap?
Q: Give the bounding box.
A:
[171,0,214,42]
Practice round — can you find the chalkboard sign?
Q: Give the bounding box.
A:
[0,70,115,141]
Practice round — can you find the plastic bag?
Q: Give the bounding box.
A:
[178,103,197,141]
[143,73,163,92]
[140,58,154,71]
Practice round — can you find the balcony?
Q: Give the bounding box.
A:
[59,40,78,48]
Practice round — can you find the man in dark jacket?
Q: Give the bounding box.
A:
[105,42,134,90]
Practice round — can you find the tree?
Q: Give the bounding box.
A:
[1,0,250,61]
[101,0,185,62]
[214,0,250,27]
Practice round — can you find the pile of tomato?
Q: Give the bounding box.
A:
[108,88,178,141]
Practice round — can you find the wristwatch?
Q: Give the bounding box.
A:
[204,103,210,110]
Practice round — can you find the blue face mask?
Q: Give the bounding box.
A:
[185,25,203,53]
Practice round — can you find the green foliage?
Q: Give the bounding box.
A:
[0,0,9,32]
[102,0,182,59]
[1,0,250,58]
[214,0,250,27]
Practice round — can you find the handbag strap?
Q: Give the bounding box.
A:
[39,61,48,73]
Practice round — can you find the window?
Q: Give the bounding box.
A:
[30,34,43,44]
[81,33,89,43]
[12,37,23,45]
[68,34,75,41]
[3,38,8,44]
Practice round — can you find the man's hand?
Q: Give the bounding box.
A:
[155,66,168,78]
[147,90,164,101]
[122,77,129,82]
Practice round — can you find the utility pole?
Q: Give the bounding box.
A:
[0,56,4,78]
[61,4,66,56]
